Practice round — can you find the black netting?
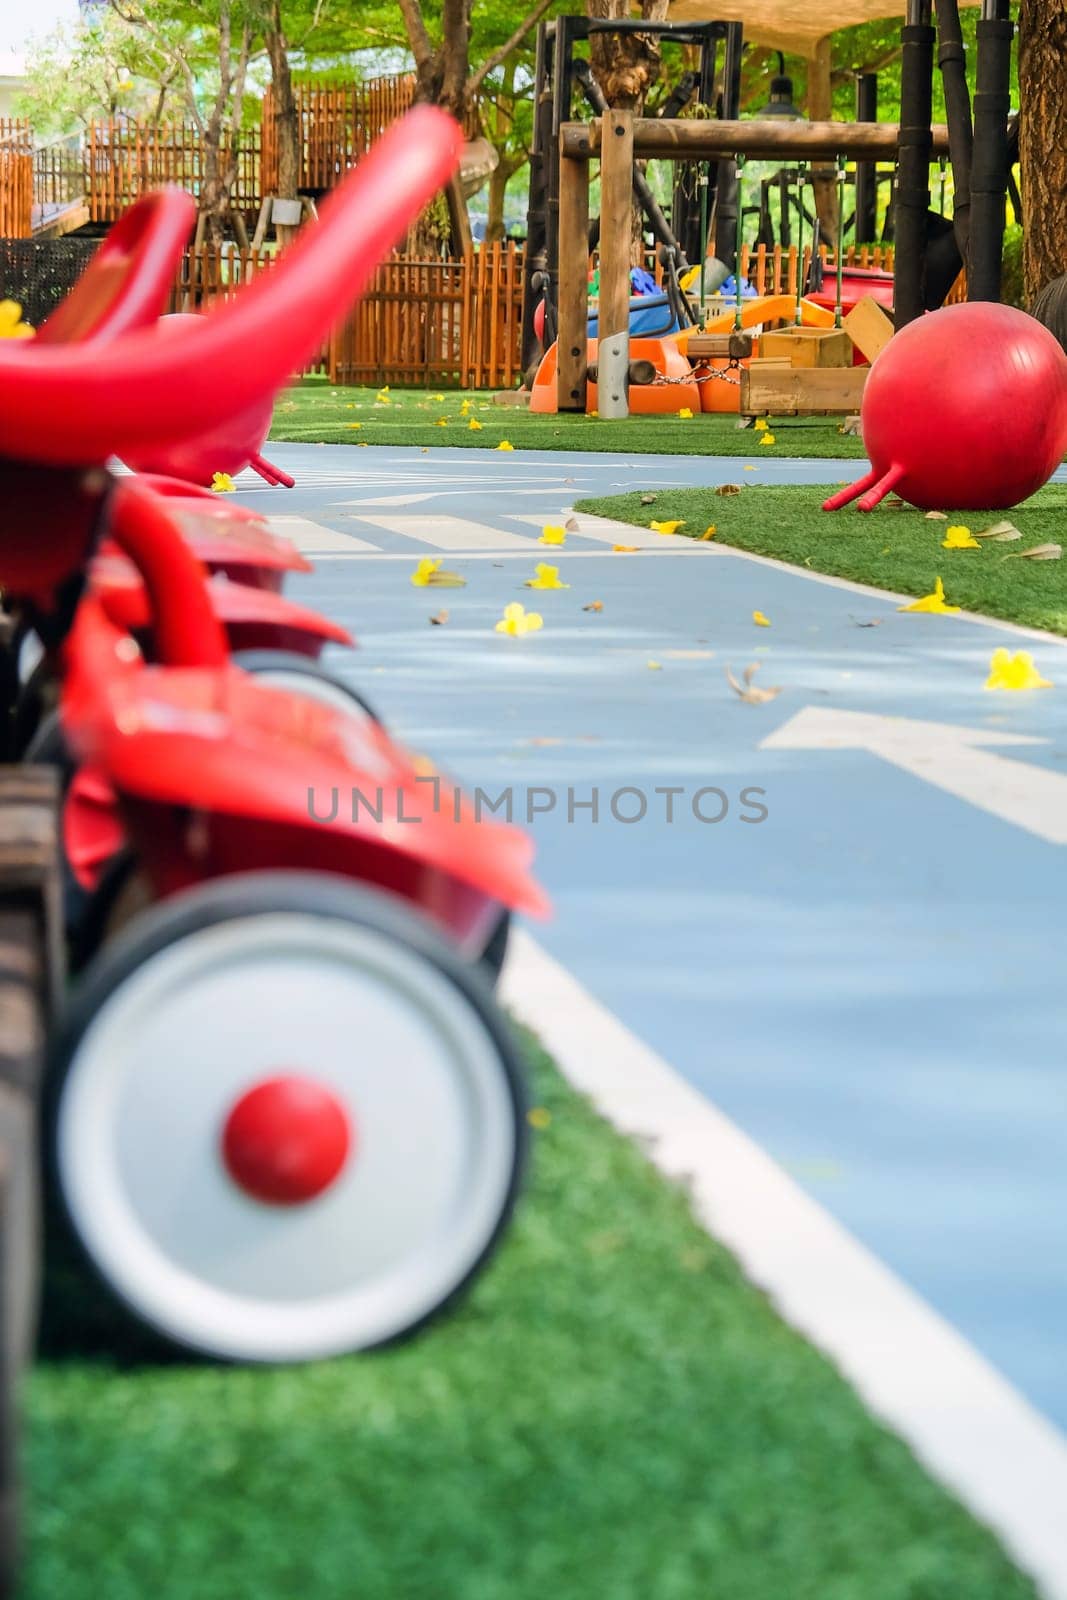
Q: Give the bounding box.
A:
[0,238,100,329]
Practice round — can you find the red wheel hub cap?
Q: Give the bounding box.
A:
[221,1076,352,1205]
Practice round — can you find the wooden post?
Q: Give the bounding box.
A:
[598,108,634,421]
[556,142,590,412]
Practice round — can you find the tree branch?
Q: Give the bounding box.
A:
[466,0,553,99]
[395,0,435,72]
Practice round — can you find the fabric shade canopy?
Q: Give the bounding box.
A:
[667,0,978,54]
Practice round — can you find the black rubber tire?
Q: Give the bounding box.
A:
[231,650,383,725]
[45,871,528,1365]
[480,910,511,987]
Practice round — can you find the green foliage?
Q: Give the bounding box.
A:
[15,7,177,134]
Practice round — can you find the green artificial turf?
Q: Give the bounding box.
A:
[25,1039,1036,1600]
[269,378,869,458]
[577,481,1067,636]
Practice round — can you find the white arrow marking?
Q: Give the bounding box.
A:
[761,706,1067,845]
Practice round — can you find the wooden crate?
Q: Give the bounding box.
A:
[741,361,868,417]
[759,326,852,369]
[843,296,895,364]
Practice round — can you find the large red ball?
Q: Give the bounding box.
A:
[861,302,1067,509]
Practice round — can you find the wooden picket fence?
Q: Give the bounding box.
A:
[170,245,330,371]
[329,240,526,389]
[86,122,264,223]
[0,120,33,239]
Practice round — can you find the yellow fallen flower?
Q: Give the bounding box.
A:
[898,576,960,614]
[752,610,771,627]
[495,602,543,637]
[468,418,483,431]
[540,524,566,546]
[647,660,663,670]
[700,525,717,541]
[942,524,980,550]
[754,418,768,432]
[496,440,514,451]
[984,648,1053,691]
[526,563,569,590]
[211,472,236,493]
[435,417,448,426]
[527,1107,552,1130]
[759,433,776,447]
[410,558,466,588]
[678,407,694,420]
[0,300,34,339]
[650,520,685,536]
[346,422,362,430]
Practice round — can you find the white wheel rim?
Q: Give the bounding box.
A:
[57,912,518,1362]
[250,665,371,719]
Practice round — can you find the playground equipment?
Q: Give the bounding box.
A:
[522,13,743,372]
[555,111,953,420]
[823,302,1067,512]
[0,105,548,1589]
[120,314,297,489]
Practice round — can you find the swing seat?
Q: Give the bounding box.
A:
[529,337,700,415]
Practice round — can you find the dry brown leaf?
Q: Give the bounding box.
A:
[974,519,1022,542]
[716,484,742,497]
[429,610,449,625]
[640,494,657,505]
[924,510,948,521]
[726,662,782,704]
[1008,542,1062,561]
[565,515,581,532]
[852,616,883,628]
[582,600,603,613]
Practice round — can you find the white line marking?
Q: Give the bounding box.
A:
[265,516,380,553]
[501,931,1067,1599]
[287,549,700,563]
[348,488,571,507]
[763,706,1067,846]
[509,511,697,550]
[344,514,545,552]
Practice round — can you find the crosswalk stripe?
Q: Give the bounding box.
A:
[508,512,694,549]
[265,516,381,552]
[343,513,543,551]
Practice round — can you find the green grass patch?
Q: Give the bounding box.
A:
[26,1039,1035,1600]
[270,378,868,458]
[577,482,1067,636]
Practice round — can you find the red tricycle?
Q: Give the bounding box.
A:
[0,106,548,1592]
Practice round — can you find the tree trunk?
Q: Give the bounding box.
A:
[266,7,300,202]
[588,0,669,110]
[1018,0,1067,302]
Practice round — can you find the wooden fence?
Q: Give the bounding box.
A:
[87,123,264,223]
[329,240,526,389]
[0,120,33,239]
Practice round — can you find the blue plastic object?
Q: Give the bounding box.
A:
[587,291,679,339]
